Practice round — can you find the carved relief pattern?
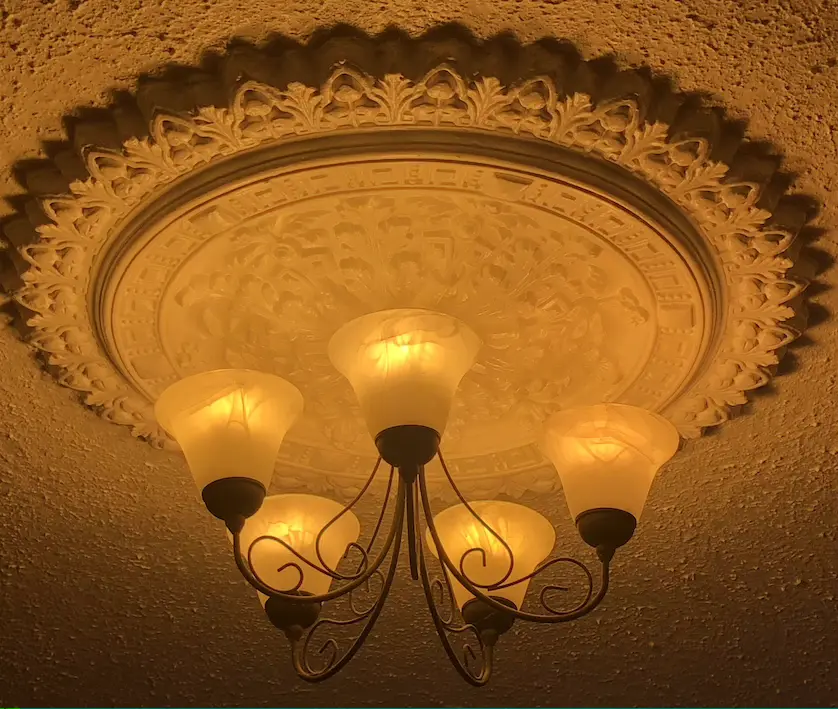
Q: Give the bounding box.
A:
[171,192,638,448]
[13,65,804,497]
[118,174,688,461]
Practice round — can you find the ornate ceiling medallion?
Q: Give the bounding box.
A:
[4,43,806,498]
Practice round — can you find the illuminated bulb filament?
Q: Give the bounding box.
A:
[368,335,441,373]
[206,389,252,431]
[461,520,512,557]
[268,519,317,551]
[583,438,630,463]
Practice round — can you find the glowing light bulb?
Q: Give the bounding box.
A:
[233,494,361,604]
[426,501,555,610]
[461,518,512,556]
[368,334,441,373]
[583,438,628,463]
[206,388,249,427]
[268,519,316,551]
[328,309,480,438]
[541,404,679,521]
[155,369,303,492]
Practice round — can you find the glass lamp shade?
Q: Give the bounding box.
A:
[232,494,361,604]
[154,369,303,492]
[426,501,555,610]
[327,309,481,438]
[540,403,680,521]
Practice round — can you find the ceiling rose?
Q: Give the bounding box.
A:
[4,39,807,499]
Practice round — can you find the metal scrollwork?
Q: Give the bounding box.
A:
[232,460,400,603]
[290,528,402,682]
[417,510,494,686]
[419,453,609,624]
[227,447,612,684]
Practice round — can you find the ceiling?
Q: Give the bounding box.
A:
[1,0,837,706]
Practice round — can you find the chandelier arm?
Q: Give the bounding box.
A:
[419,465,610,623]
[416,512,494,685]
[246,534,332,591]
[430,577,457,629]
[489,555,595,607]
[435,451,520,589]
[364,465,396,554]
[231,480,406,603]
[414,480,458,632]
[312,457,385,580]
[288,490,405,683]
[348,569,384,617]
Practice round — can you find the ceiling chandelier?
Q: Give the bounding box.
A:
[154,307,679,684]
[2,32,808,689]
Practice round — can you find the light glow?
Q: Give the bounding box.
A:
[268,519,316,551]
[541,403,679,521]
[235,494,361,603]
[426,500,555,610]
[368,334,442,373]
[154,369,303,492]
[328,309,481,438]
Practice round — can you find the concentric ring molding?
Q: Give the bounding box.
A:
[2,38,807,500]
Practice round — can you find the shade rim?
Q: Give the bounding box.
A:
[154,368,304,435]
[327,307,483,376]
[541,403,681,462]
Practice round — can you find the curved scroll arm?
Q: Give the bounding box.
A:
[243,463,398,593]
[232,477,406,604]
[311,458,390,580]
[362,464,397,555]
[420,460,610,624]
[288,484,406,682]
[416,506,494,686]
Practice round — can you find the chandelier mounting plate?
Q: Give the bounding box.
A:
[8,58,805,499]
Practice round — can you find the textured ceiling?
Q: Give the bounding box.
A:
[1,1,838,707]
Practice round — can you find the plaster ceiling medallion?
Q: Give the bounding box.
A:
[3,39,807,499]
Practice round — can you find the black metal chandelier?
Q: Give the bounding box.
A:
[155,308,679,685]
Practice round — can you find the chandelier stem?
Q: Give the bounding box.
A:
[400,466,420,581]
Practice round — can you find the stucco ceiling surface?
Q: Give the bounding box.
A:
[1,0,837,707]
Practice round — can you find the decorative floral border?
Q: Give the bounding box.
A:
[4,58,806,497]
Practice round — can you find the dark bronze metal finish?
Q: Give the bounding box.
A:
[402,473,420,580]
[225,449,614,686]
[201,476,266,524]
[424,452,610,624]
[264,591,322,634]
[461,596,517,639]
[375,424,440,468]
[576,508,637,551]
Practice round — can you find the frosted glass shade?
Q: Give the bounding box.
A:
[154,369,303,492]
[327,309,481,438]
[426,501,555,610]
[540,403,680,521]
[234,494,361,603]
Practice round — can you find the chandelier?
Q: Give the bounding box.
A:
[2,32,808,689]
[154,307,679,685]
